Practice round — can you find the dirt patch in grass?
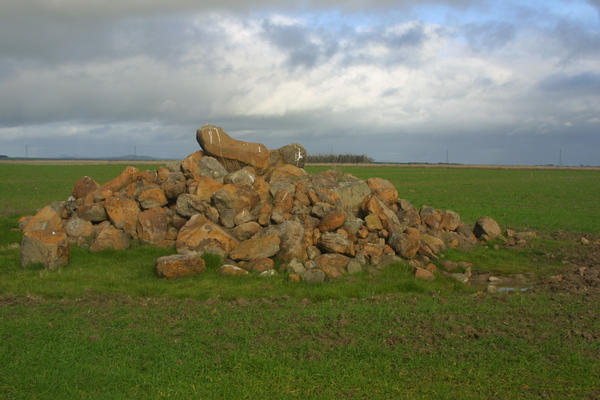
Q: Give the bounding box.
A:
[538,232,600,294]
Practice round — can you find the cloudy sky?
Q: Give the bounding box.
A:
[1,0,599,165]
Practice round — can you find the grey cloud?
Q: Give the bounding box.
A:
[383,24,427,49]
[261,20,333,68]
[463,21,515,52]
[537,72,600,95]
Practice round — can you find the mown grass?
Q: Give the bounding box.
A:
[1,292,598,399]
[1,163,599,399]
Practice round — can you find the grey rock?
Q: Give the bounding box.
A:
[301,268,326,284]
[334,180,371,211]
[347,258,363,274]
[196,156,229,182]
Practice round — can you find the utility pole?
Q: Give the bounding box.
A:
[559,149,562,166]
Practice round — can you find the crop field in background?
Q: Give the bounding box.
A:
[1,163,599,399]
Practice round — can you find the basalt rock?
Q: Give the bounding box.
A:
[270,143,307,168]
[155,253,206,279]
[197,124,270,173]
[21,230,70,269]
[473,216,502,241]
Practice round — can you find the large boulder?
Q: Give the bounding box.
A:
[180,150,205,178]
[265,220,306,261]
[211,184,260,228]
[197,124,270,173]
[65,216,95,244]
[388,227,421,259]
[192,176,224,202]
[229,233,281,261]
[104,197,140,238]
[270,143,307,168]
[473,216,502,241]
[155,254,206,279]
[77,202,108,223]
[21,230,70,269]
[101,166,140,193]
[194,156,229,183]
[137,207,170,247]
[137,186,167,209]
[90,224,130,252]
[314,253,350,279]
[439,210,461,231]
[176,215,239,257]
[333,180,371,212]
[158,169,187,200]
[367,177,398,207]
[361,195,403,231]
[22,205,64,234]
[318,210,346,232]
[318,232,355,256]
[224,168,256,186]
[72,176,100,199]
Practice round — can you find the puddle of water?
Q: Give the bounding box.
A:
[497,287,531,293]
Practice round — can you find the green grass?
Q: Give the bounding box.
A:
[1,292,598,399]
[1,163,599,399]
[307,166,600,233]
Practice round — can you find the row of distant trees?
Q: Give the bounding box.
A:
[306,154,374,164]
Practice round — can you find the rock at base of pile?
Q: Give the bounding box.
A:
[473,216,502,241]
[21,230,70,269]
[155,254,207,279]
[218,264,249,276]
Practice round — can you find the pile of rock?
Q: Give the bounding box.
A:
[19,124,502,283]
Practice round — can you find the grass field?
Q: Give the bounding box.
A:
[1,163,599,399]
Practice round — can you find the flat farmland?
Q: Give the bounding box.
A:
[1,162,599,399]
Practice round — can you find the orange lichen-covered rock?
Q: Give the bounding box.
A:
[367,177,398,207]
[269,164,307,183]
[176,215,239,257]
[101,166,140,193]
[90,224,130,252]
[361,194,402,231]
[318,210,346,232]
[155,254,206,279]
[104,197,140,238]
[72,176,100,199]
[230,233,281,261]
[137,207,170,247]
[197,124,270,173]
[137,186,168,209]
[193,176,224,202]
[21,230,70,269]
[22,205,64,234]
[246,257,274,273]
[181,150,205,178]
[314,253,350,279]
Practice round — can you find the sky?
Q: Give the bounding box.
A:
[1,0,599,165]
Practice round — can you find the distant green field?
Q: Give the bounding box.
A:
[1,163,599,399]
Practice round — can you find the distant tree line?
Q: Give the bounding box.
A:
[306,154,374,164]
